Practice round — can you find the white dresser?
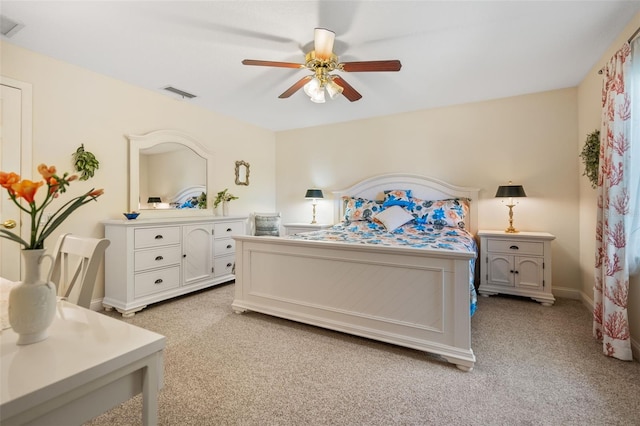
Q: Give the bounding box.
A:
[103,216,246,317]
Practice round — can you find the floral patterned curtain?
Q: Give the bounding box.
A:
[594,38,639,361]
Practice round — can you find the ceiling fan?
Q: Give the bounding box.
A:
[242,28,402,103]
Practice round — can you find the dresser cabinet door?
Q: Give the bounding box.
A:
[183,224,213,286]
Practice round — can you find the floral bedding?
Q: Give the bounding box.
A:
[288,220,478,316]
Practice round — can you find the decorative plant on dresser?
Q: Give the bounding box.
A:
[102,216,246,317]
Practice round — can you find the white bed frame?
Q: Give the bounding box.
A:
[232,174,480,371]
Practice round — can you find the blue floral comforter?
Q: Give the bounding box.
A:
[288,221,478,316]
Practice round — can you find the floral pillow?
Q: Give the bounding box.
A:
[382,189,413,208]
[409,198,469,230]
[343,197,385,222]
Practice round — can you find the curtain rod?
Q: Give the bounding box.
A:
[628,26,640,44]
[597,26,640,75]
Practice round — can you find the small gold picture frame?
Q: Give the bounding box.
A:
[235,160,250,186]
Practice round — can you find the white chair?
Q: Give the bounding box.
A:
[49,233,110,309]
[252,212,282,236]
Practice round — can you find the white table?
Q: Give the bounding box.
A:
[1,278,166,426]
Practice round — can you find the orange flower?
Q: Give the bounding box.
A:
[37,164,56,180]
[1,163,103,250]
[11,179,44,204]
[0,172,21,194]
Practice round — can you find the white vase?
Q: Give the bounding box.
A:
[222,201,229,216]
[8,249,57,345]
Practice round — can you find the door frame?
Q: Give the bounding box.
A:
[1,76,33,278]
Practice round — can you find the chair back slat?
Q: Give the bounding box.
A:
[50,233,110,309]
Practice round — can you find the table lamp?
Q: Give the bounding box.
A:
[147,196,162,209]
[304,189,324,224]
[495,183,526,233]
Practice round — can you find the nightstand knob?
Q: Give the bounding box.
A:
[509,245,519,250]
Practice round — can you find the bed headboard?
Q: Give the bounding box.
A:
[171,185,206,208]
[332,173,480,234]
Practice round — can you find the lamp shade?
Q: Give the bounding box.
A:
[147,197,162,203]
[495,185,526,198]
[305,189,324,199]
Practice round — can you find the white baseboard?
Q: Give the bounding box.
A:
[553,286,582,300]
[90,298,104,312]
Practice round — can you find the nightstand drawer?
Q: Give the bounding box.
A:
[486,239,543,256]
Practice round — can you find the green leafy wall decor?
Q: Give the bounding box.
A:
[72,144,99,181]
[579,129,600,189]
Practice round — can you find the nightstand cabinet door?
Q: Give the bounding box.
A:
[478,230,555,306]
[515,256,544,290]
[486,254,514,287]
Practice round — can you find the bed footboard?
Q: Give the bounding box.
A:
[232,236,476,371]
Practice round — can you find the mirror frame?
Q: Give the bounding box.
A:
[128,129,215,216]
[235,160,250,186]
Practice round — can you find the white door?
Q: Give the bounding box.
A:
[0,78,32,281]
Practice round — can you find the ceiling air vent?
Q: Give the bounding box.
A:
[163,86,197,99]
[0,15,25,38]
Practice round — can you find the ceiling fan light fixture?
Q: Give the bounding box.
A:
[303,77,321,97]
[314,28,335,60]
[310,89,326,103]
[326,79,343,99]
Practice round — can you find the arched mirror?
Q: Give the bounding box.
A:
[128,130,214,215]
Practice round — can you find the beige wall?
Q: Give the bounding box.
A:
[276,88,580,297]
[577,12,640,358]
[1,41,277,300]
[3,11,637,358]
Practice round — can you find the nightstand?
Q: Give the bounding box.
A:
[283,223,332,236]
[478,230,556,306]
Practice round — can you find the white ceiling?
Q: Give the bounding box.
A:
[2,1,639,131]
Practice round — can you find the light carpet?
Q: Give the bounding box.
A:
[86,283,640,425]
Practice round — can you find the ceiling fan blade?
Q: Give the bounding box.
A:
[331,76,362,102]
[340,60,402,72]
[278,76,313,98]
[242,59,305,69]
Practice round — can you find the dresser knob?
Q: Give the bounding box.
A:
[155,235,164,240]
[226,228,232,232]
[154,279,163,284]
[226,263,232,268]
[226,244,232,249]
[155,256,164,261]
[509,245,519,250]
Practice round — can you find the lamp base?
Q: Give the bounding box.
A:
[504,204,519,233]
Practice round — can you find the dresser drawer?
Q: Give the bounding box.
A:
[135,226,180,249]
[135,266,180,298]
[214,255,235,278]
[214,238,235,257]
[214,221,244,238]
[134,246,182,272]
[487,239,544,256]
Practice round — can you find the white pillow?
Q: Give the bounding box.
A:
[373,205,414,232]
